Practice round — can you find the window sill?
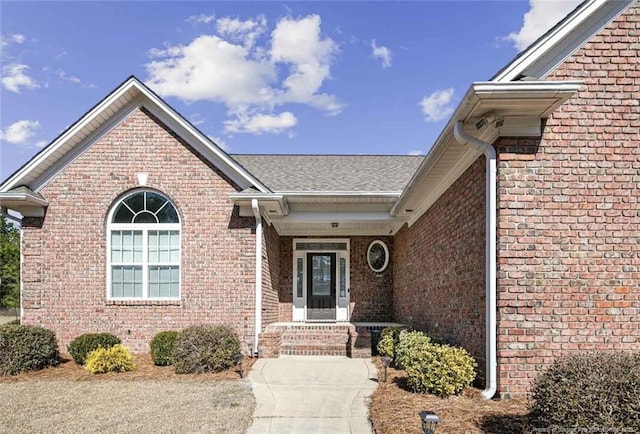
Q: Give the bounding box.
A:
[106,299,181,306]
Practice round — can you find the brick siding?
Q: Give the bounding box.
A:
[496,4,640,397]
[393,157,487,372]
[262,223,281,327]
[21,107,257,353]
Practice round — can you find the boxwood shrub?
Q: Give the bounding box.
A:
[530,351,640,432]
[172,325,240,374]
[85,344,136,374]
[376,326,407,359]
[150,331,180,366]
[68,333,121,365]
[0,324,60,375]
[395,330,432,369]
[404,343,476,396]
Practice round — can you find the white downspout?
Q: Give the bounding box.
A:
[251,199,262,356]
[453,121,497,400]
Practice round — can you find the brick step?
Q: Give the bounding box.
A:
[280,344,348,356]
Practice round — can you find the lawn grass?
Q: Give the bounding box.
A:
[0,354,256,433]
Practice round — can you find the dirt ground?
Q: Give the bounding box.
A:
[0,354,256,434]
[369,358,530,434]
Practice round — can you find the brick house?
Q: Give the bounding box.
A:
[1,0,638,397]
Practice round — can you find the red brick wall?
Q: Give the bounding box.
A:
[277,236,394,322]
[496,4,640,397]
[21,107,257,353]
[349,236,394,322]
[394,157,487,370]
[262,223,281,326]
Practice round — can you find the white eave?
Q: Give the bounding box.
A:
[493,0,634,82]
[0,76,270,195]
[0,187,48,217]
[392,80,583,225]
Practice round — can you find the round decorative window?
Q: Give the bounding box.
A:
[367,240,389,273]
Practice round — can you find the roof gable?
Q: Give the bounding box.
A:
[492,0,634,82]
[0,76,270,194]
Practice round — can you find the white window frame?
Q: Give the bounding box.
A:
[106,190,181,301]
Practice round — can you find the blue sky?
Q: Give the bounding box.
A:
[0,1,582,181]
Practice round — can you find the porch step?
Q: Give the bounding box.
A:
[258,323,373,358]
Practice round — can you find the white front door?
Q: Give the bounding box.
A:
[292,239,350,322]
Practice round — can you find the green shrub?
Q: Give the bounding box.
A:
[395,330,432,369]
[5,319,20,326]
[67,333,121,365]
[376,326,408,359]
[0,324,60,375]
[150,331,180,366]
[530,352,640,432]
[172,325,240,374]
[85,344,136,374]
[404,342,477,396]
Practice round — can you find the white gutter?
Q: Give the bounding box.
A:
[453,121,497,400]
[251,199,262,356]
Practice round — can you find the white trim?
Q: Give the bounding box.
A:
[251,199,262,355]
[292,238,350,322]
[0,77,269,194]
[366,240,389,273]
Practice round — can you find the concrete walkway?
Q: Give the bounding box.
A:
[247,356,378,434]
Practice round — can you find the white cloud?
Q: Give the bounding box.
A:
[271,15,341,114]
[186,14,216,25]
[216,15,267,48]
[34,140,48,148]
[1,63,39,93]
[419,88,455,122]
[506,0,582,51]
[408,150,424,156]
[371,39,392,68]
[224,112,297,134]
[0,120,41,144]
[0,33,26,48]
[58,70,81,84]
[146,14,340,135]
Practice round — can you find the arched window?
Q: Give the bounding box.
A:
[107,190,180,300]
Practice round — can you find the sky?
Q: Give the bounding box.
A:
[0,0,583,181]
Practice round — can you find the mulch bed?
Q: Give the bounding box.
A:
[0,353,256,383]
[369,357,531,434]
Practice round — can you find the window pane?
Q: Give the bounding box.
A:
[125,193,144,213]
[111,266,141,298]
[133,211,157,224]
[111,231,122,262]
[157,203,179,223]
[149,266,179,298]
[112,204,134,223]
[311,255,331,296]
[296,258,303,298]
[146,192,166,213]
[340,257,346,297]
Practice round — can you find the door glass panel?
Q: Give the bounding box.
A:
[311,255,332,296]
[339,257,346,297]
[296,258,304,298]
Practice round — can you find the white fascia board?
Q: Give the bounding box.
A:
[493,0,633,82]
[275,211,400,223]
[0,78,140,193]
[1,76,271,195]
[282,191,401,201]
[0,192,49,207]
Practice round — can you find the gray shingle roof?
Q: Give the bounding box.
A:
[231,155,424,193]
